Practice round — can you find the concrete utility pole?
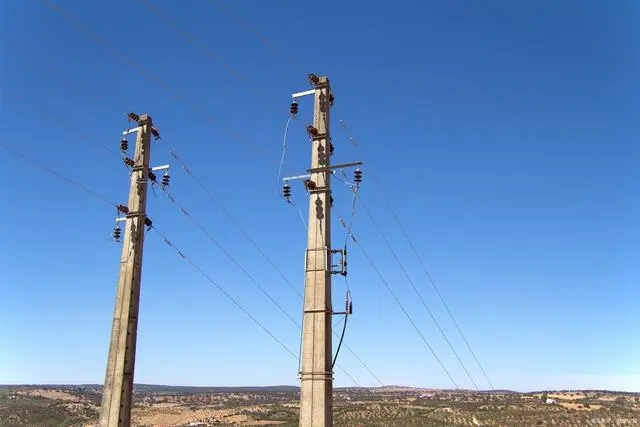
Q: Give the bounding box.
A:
[298,75,334,427]
[100,114,153,427]
[284,74,361,426]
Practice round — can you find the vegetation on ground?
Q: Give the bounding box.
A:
[1,385,639,426]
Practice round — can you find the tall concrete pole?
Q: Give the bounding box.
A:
[299,76,333,427]
[100,115,153,427]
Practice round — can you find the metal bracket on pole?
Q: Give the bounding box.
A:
[328,248,347,276]
[283,162,363,182]
[307,161,362,174]
[122,127,141,136]
[292,89,316,99]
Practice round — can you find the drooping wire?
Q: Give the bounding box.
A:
[41,0,277,166]
[278,116,294,194]
[332,280,351,370]
[291,200,308,231]
[336,161,481,390]
[336,167,480,390]
[338,118,495,390]
[149,225,300,361]
[358,194,480,390]
[0,38,121,113]
[161,139,382,384]
[136,0,269,103]
[163,144,302,299]
[205,0,494,389]
[339,215,460,390]
[158,182,360,386]
[2,134,358,384]
[330,171,359,369]
[2,87,121,159]
[160,185,301,326]
[0,142,117,207]
[208,0,298,69]
[28,0,383,385]
[198,3,465,386]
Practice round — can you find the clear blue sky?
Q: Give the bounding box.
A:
[1,0,638,392]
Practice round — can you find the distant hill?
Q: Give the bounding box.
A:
[133,384,300,393]
[0,384,300,393]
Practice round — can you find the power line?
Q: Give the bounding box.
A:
[136,0,268,103]
[157,175,362,387]
[149,225,300,361]
[0,142,117,207]
[204,3,495,390]
[25,1,385,387]
[2,87,121,159]
[0,38,120,112]
[41,0,276,166]
[4,43,381,389]
[357,194,480,390]
[207,0,301,72]
[162,142,384,387]
[160,185,301,327]
[2,139,306,371]
[338,119,496,391]
[164,144,303,299]
[338,214,459,390]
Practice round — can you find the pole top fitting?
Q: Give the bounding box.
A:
[308,74,330,88]
[138,114,153,125]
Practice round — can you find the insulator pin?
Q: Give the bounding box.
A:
[282,183,291,201]
[290,101,299,116]
[304,179,316,191]
[112,226,122,242]
[161,172,170,187]
[128,112,140,122]
[124,157,135,168]
[120,138,128,152]
[117,204,129,214]
[308,73,320,85]
[151,127,161,140]
[148,171,157,182]
[144,217,153,228]
[306,125,319,138]
[354,168,362,185]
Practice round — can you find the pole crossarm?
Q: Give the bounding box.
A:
[282,162,363,182]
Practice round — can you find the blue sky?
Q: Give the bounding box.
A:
[0,0,638,392]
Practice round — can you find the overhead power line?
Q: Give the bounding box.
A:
[160,141,384,386]
[136,0,268,103]
[357,194,479,390]
[339,120,496,391]
[150,225,300,361]
[2,87,121,159]
[156,158,360,387]
[29,0,386,387]
[2,140,304,368]
[41,0,276,166]
[201,1,491,389]
[0,142,117,207]
[338,212,460,390]
[4,45,384,387]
